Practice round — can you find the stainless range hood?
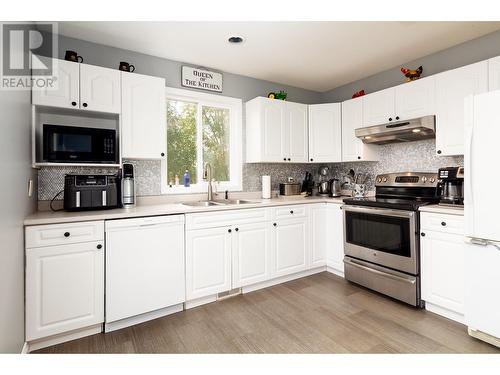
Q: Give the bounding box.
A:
[355,115,435,145]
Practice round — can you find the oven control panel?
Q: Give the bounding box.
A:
[375,172,439,187]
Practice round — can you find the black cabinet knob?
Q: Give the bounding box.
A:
[441,222,447,226]
[287,158,291,161]
[161,152,165,157]
[421,232,426,237]
[283,158,286,161]
[235,228,239,232]
[71,101,77,106]
[82,103,88,108]
[273,223,277,227]
[357,156,361,160]
[97,244,102,249]
[396,116,400,120]
[228,229,232,233]
[64,232,70,237]
[437,150,442,155]
[310,158,313,162]
[290,210,294,214]
[389,117,393,121]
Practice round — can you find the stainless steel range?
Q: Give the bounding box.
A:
[342,172,439,307]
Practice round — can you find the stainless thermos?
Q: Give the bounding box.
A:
[122,163,135,207]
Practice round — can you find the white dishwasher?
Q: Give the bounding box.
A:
[105,215,185,331]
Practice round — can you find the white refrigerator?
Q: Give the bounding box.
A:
[464,90,500,347]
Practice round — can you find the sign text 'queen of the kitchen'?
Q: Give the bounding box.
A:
[181,66,223,92]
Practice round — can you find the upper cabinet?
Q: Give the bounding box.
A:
[488,56,500,91]
[246,97,308,163]
[362,77,435,127]
[121,72,166,159]
[32,57,121,114]
[308,103,342,163]
[342,98,379,162]
[79,64,121,113]
[435,61,488,156]
[32,57,79,109]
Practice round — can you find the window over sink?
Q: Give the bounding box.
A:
[161,88,242,194]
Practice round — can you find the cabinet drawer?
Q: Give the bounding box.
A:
[186,208,269,230]
[420,213,464,235]
[26,221,104,248]
[273,205,307,220]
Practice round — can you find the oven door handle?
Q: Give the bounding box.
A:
[343,205,415,219]
[343,258,416,285]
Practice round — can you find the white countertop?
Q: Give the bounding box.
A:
[419,204,464,216]
[25,195,346,226]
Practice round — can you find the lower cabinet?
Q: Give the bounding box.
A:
[25,241,104,341]
[185,226,232,300]
[232,222,272,288]
[272,216,309,278]
[326,204,345,274]
[420,213,465,322]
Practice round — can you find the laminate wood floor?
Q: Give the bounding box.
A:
[34,272,499,354]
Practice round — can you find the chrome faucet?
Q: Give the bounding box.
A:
[203,163,213,201]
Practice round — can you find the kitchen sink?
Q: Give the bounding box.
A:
[221,199,256,205]
[181,201,225,207]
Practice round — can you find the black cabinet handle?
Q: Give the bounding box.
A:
[64,232,70,237]
[437,150,442,155]
[441,222,447,226]
[389,117,393,121]
[396,116,400,120]
[290,210,294,214]
[71,101,77,106]
[161,152,165,157]
[82,103,88,108]
[228,229,232,233]
[357,156,361,160]
[421,232,426,237]
[310,158,313,161]
[283,158,286,161]
[97,244,102,249]
[273,223,277,227]
[287,158,291,161]
[235,228,239,232]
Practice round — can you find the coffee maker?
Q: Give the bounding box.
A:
[437,167,464,206]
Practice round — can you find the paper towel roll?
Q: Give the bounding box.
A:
[262,175,271,199]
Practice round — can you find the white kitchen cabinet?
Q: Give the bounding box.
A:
[186,226,232,300]
[394,76,435,120]
[308,103,342,163]
[79,63,121,113]
[105,216,185,326]
[420,212,465,322]
[488,55,500,91]
[121,71,166,159]
[32,56,79,109]
[272,216,309,278]
[326,204,344,274]
[232,222,272,288]
[435,61,488,156]
[310,204,327,267]
[245,97,308,163]
[25,241,104,341]
[341,98,379,162]
[362,87,395,126]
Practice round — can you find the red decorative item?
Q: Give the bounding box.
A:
[352,90,365,99]
[401,66,423,82]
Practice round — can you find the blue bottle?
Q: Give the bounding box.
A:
[183,170,190,187]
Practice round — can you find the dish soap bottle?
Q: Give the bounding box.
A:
[183,170,190,187]
[174,174,179,186]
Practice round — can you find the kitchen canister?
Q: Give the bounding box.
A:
[262,175,271,199]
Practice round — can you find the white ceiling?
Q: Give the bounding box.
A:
[57,22,500,92]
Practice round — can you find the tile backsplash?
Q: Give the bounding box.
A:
[38,139,463,201]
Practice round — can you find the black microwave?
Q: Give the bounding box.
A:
[43,124,117,164]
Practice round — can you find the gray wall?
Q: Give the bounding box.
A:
[0,47,37,351]
[322,29,500,102]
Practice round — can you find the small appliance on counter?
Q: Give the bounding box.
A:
[279,178,301,196]
[122,163,136,207]
[437,166,464,206]
[64,174,121,211]
[329,178,342,197]
[301,172,315,196]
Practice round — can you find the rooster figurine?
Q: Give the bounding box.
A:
[401,66,423,82]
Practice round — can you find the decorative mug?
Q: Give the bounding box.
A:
[352,183,366,198]
[119,61,135,72]
[64,50,83,63]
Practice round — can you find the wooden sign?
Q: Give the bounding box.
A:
[181,66,223,92]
